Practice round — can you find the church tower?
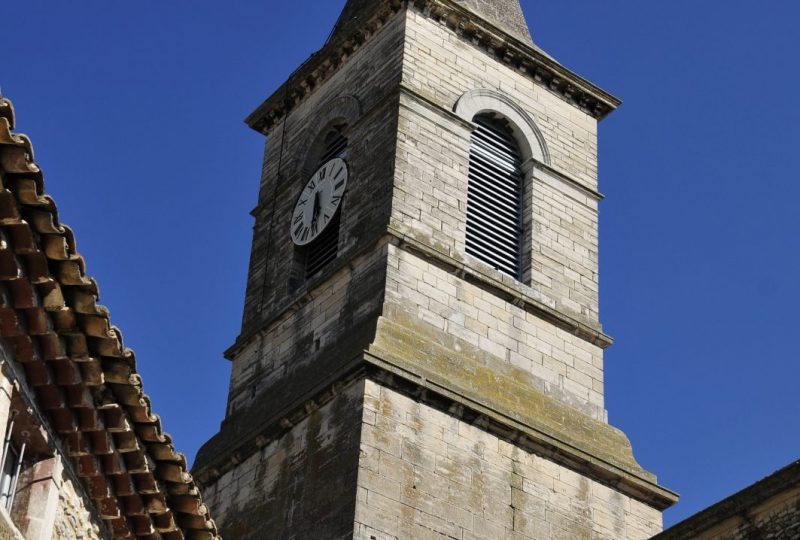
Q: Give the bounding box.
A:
[194,1,678,538]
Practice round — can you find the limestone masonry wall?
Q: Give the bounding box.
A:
[383,7,607,417]
[239,13,406,336]
[203,380,365,540]
[689,488,800,540]
[51,469,103,540]
[354,380,662,540]
[402,10,600,190]
[226,246,387,418]
[395,9,602,325]
[384,244,606,420]
[197,3,674,538]
[225,15,409,417]
[653,461,800,540]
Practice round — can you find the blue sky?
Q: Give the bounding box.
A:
[3,0,799,529]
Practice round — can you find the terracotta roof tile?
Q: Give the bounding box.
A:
[0,97,220,540]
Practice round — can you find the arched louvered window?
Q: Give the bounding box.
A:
[466,114,525,280]
[305,129,348,278]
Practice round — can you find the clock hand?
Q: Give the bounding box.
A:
[312,191,321,225]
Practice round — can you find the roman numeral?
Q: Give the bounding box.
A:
[301,227,309,241]
[308,180,316,190]
[318,167,327,180]
[297,198,308,207]
[330,195,341,205]
[293,214,303,224]
[334,180,345,191]
[333,167,344,180]
[294,224,304,237]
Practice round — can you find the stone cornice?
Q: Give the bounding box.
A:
[245,0,621,135]
[364,350,678,510]
[414,0,621,117]
[193,355,678,511]
[246,0,405,134]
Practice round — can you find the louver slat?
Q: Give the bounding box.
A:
[306,213,340,277]
[465,116,523,280]
[306,133,347,278]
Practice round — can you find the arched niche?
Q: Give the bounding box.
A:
[454,88,550,166]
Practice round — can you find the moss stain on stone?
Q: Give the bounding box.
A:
[216,387,363,539]
[368,315,646,478]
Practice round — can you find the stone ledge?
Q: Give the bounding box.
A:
[367,317,678,510]
[532,160,605,202]
[226,227,612,367]
[246,0,621,135]
[193,344,677,512]
[386,226,614,349]
[192,359,368,485]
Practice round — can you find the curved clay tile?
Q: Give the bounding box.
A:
[0,97,221,540]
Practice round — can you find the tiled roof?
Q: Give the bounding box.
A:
[0,97,220,540]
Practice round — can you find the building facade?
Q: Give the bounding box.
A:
[0,98,219,539]
[194,0,678,538]
[653,460,800,540]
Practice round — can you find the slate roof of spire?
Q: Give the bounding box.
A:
[0,97,220,540]
[331,0,534,44]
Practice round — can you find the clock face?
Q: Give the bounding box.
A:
[290,157,348,246]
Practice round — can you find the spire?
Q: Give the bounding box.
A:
[330,0,533,45]
[453,0,533,43]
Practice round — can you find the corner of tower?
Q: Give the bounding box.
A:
[198,3,676,539]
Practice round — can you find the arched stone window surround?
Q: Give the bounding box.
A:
[290,94,362,287]
[300,94,362,178]
[454,88,550,166]
[454,89,550,285]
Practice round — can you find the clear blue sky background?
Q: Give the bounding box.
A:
[3,0,799,529]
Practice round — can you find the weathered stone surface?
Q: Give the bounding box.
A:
[51,464,103,540]
[353,379,664,540]
[368,312,641,479]
[202,380,366,540]
[653,460,800,540]
[196,1,675,538]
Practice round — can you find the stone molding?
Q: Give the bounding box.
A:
[303,94,363,138]
[398,85,603,198]
[245,0,621,134]
[193,353,678,512]
[225,228,612,363]
[532,160,605,202]
[298,94,363,177]
[454,88,551,165]
[385,227,613,348]
[364,347,679,511]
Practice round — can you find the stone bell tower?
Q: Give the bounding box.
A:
[194,1,678,538]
